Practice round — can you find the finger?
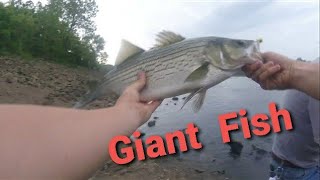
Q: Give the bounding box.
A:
[258,64,281,82]
[252,61,274,81]
[128,72,146,92]
[242,61,262,77]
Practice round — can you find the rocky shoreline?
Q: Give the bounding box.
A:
[0,57,227,180]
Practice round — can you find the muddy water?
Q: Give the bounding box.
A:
[139,77,285,180]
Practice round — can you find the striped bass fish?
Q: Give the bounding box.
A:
[74,31,261,111]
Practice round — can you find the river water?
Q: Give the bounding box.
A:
[139,77,286,180]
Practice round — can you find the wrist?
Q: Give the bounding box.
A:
[289,61,309,90]
[287,60,296,89]
[112,104,142,127]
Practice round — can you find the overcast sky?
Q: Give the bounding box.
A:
[2,0,319,64]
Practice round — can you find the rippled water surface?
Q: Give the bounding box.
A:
[139,77,285,180]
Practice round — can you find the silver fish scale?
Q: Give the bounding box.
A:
[109,48,205,95]
[105,39,210,87]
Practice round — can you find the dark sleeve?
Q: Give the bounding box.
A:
[308,97,320,145]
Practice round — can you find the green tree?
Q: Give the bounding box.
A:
[0,0,107,68]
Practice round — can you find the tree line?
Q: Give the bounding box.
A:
[0,0,108,68]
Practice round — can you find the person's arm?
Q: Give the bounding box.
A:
[290,60,319,99]
[242,52,320,100]
[0,72,161,179]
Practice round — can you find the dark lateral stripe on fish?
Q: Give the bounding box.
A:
[105,48,203,83]
[114,41,207,69]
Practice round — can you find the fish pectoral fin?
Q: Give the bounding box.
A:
[115,39,145,66]
[180,87,206,111]
[184,62,209,82]
[191,89,207,113]
[153,30,185,48]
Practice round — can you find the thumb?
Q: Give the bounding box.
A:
[129,72,146,92]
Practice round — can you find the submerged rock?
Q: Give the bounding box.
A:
[147,120,156,127]
[172,97,179,101]
[194,168,206,173]
[140,132,146,137]
[251,144,269,155]
[217,170,226,175]
[227,141,243,155]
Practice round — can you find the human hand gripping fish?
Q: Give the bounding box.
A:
[75,31,261,112]
[242,51,320,100]
[115,71,162,124]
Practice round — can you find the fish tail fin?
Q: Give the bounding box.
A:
[73,87,103,109]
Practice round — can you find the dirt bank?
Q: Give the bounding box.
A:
[0,56,117,108]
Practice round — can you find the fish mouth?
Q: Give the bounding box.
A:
[205,40,261,71]
[240,41,261,64]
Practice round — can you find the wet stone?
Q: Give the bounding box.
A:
[172,97,179,101]
[147,120,156,127]
[140,132,146,137]
[194,168,206,173]
[252,144,268,155]
[227,141,243,155]
[217,170,226,175]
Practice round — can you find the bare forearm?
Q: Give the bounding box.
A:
[0,105,140,179]
[290,61,320,100]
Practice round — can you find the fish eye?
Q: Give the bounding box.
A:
[236,40,245,46]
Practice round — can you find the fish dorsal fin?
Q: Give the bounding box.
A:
[115,39,144,66]
[154,30,185,48]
